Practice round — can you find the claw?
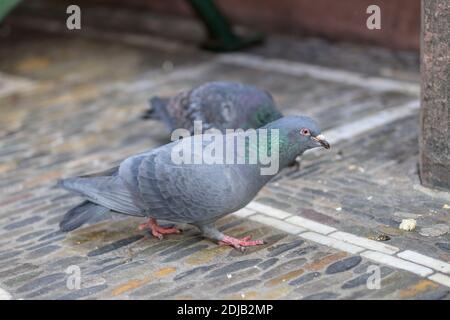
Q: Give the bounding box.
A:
[219,235,265,250]
[139,218,181,240]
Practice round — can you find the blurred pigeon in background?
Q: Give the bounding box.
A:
[143,81,283,134]
[59,116,330,250]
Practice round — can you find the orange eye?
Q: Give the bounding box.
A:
[300,128,310,136]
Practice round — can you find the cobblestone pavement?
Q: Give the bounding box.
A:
[0,3,450,300]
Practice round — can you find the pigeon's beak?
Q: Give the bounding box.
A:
[312,134,330,149]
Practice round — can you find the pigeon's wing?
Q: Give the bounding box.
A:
[79,166,119,178]
[135,149,243,223]
[58,175,145,216]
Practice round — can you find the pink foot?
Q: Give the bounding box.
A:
[219,235,265,251]
[138,218,181,239]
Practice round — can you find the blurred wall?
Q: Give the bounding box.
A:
[97,0,420,50]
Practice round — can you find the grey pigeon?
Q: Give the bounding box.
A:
[59,116,330,249]
[143,81,283,134]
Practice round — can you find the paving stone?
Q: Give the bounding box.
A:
[162,244,210,263]
[436,242,450,253]
[56,284,109,300]
[326,256,362,274]
[341,267,393,289]
[303,291,339,300]
[267,240,305,257]
[285,245,319,258]
[0,250,22,261]
[264,268,305,287]
[26,238,64,251]
[88,261,127,275]
[26,244,60,258]
[3,270,44,287]
[129,282,173,298]
[158,237,203,256]
[16,273,66,293]
[206,259,262,278]
[413,289,450,300]
[419,224,450,237]
[87,235,144,257]
[16,229,53,242]
[24,280,67,299]
[261,258,307,279]
[174,265,218,281]
[3,216,43,230]
[38,230,65,242]
[289,272,321,286]
[156,282,198,300]
[257,258,279,270]
[46,256,87,271]
[0,263,39,279]
[219,280,262,295]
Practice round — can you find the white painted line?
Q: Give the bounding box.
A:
[219,54,420,95]
[361,251,434,277]
[285,216,337,235]
[299,231,364,254]
[0,72,35,98]
[0,287,12,300]
[397,250,450,274]
[10,17,188,52]
[116,63,213,94]
[232,208,257,218]
[249,214,306,234]
[244,201,450,286]
[428,273,450,287]
[319,100,420,147]
[246,202,292,220]
[330,231,399,255]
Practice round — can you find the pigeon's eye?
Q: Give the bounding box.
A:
[300,128,310,136]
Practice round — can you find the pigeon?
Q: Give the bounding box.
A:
[58,116,330,249]
[142,81,283,134]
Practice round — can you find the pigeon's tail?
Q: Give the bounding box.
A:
[59,200,110,232]
[143,96,169,120]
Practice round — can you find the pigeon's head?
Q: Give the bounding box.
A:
[264,116,330,163]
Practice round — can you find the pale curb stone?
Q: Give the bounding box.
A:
[397,250,450,274]
[428,273,450,288]
[330,231,399,254]
[247,202,292,220]
[0,287,12,300]
[232,208,257,218]
[249,214,306,235]
[285,216,337,235]
[361,251,433,277]
[218,54,420,95]
[320,100,419,147]
[299,232,365,255]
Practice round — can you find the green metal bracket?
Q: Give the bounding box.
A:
[187,0,264,52]
[0,0,21,23]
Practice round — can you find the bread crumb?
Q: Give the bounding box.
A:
[399,219,417,231]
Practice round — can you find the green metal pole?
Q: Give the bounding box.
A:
[0,0,21,23]
[187,0,263,52]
